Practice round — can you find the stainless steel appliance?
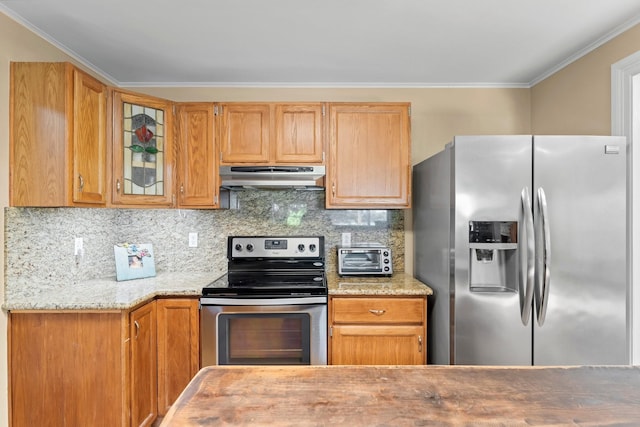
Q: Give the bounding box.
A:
[219,165,325,189]
[413,135,630,365]
[337,243,393,276]
[201,236,327,365]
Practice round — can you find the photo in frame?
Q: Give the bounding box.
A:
[114,243,156,281]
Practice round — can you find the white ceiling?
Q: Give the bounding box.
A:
[2,0,640,88]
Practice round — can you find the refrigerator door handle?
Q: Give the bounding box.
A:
[536,187,552,326]
[520,187,535,325]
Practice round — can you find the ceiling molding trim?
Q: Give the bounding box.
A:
[119,81,531,89]
[529,13,640,87]
[0,5,119,85]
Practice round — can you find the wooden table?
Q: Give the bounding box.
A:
[161,365,640,426]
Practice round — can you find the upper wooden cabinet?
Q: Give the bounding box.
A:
[217,102,325,165]
[10,62,108,207]
[176,103,219,208]
[327,103,411,208]
[274,103,325,163]
[112,90,175,207]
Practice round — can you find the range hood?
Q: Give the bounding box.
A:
[220,165,325,190]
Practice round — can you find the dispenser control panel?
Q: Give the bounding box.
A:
[469,221,518,243]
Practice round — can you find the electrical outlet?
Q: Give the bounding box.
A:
[341,232,351,247]
[188,232,198,248]
[74,237,83,256]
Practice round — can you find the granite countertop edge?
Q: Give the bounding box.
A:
[3,271,433,311]
[3,271,223,312]
[327,272,433,296]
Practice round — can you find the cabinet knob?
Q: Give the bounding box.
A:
[368,309,386,316]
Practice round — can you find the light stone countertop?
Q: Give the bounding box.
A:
[4,271,432,311]
[327,272,433,296]
[3,272,221,311]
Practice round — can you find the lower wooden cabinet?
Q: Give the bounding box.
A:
[130,301,158,427]
[9,311,127,427]
[156,298,200,415]
[329,296,427,365]
[8,297,200,427]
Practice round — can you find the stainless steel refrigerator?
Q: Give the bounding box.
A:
[413,135,630,365]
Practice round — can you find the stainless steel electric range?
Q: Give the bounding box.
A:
[200,236,327,366]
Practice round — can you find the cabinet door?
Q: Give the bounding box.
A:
[331,324,425,365]
[327,103,411,208]
[156,298,200,415]
[274,103,325,164]
[10,62,68,206]
[218,103,270,164]
[10,62,107,207]
[112,91,174,206]
[9,312,126,426]
[177,103,219,208]
[72,68,107,205]
[131,302,158,427]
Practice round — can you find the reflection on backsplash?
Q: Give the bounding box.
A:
[4,190,404,290]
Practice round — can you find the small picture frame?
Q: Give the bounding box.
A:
[114,243,156,281]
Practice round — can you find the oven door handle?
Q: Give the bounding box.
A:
[200,296,327,305]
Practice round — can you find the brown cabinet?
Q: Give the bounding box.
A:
[327,103,411,208]
[156,298,200,415]
[130,301,158,427]
[176,103,220,208]
[329,296,426,365]
[8,298,200,426]
[10,62,108,207]
[111,90,175,207]
[217,102,325,165]
[9,311,128,426]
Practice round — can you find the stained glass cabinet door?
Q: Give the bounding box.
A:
[112,91,174,206]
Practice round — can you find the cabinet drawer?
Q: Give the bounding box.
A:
[331,297,424,324]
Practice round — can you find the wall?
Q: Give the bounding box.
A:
[0,11,539,427]
[531,23,640,134]
[0,12,81,427]
[130,87,532,275]
[0,12,531,425]
[4,191,405,291]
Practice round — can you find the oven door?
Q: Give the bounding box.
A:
[200,297,327,366]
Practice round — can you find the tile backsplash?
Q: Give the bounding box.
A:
[4,190,404,290]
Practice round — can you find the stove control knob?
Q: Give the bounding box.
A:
[234,244,243,251]
[246,243,254,252]
[309,244,317,252]
[298,244,305,252]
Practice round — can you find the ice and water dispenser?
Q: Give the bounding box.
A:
[468,221,518,292]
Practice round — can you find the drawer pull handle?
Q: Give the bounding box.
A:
[418,335,423,353]
[369,309,386,316]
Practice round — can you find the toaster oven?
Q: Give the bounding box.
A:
[337,244,393,276]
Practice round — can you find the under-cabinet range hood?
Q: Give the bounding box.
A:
[219,165,325,190]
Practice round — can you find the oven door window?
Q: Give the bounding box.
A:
[218,313,311,365]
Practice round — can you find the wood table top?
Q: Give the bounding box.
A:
[161,365,640,426]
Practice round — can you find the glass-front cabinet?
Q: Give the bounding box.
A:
[112,90,174,206]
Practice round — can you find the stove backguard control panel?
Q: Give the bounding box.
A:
[228,236,324,259]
